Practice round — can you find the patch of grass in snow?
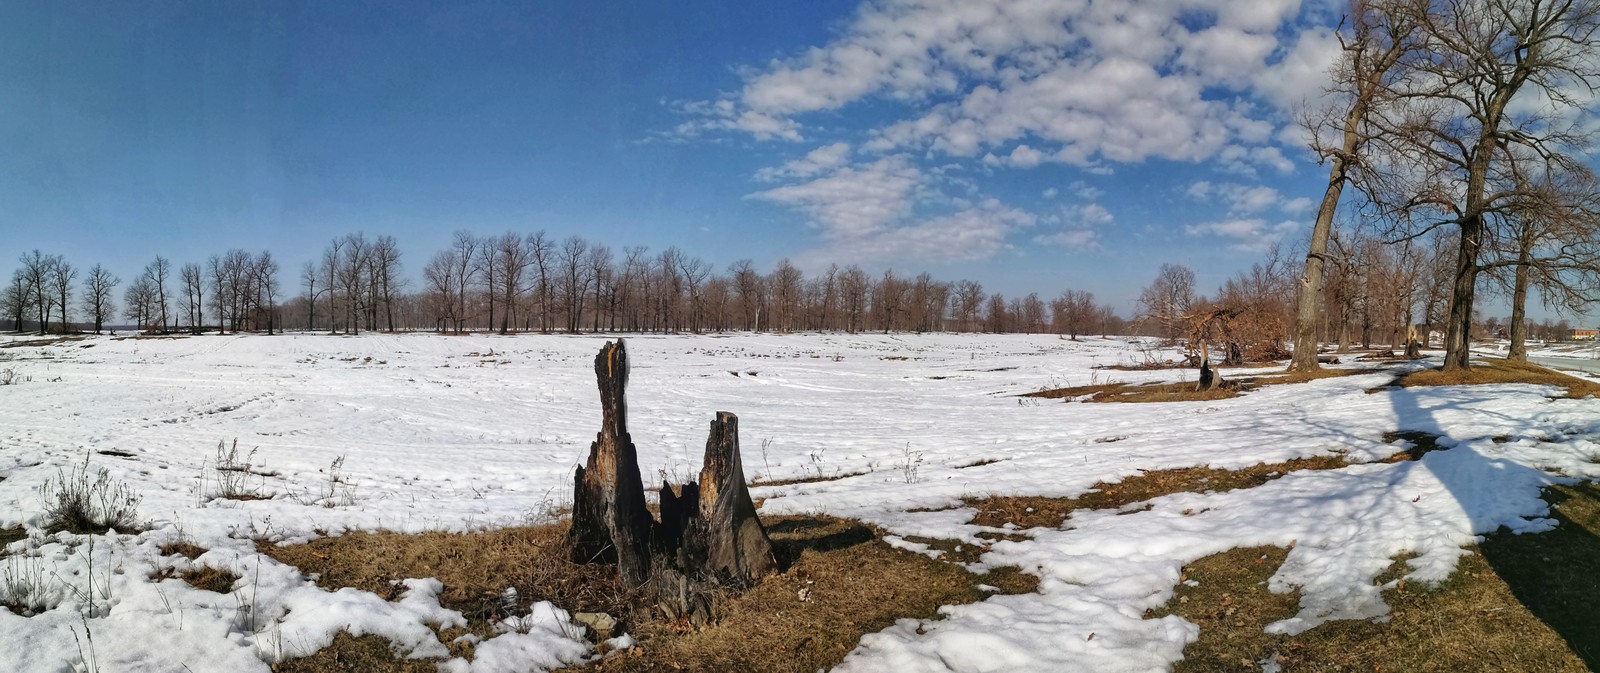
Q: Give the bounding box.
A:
[749,470,869,487]
[967,456,1352,529]
[1379,430,1447,462]
[1375,357,1600,399]
[152,565,240,594]
[262,515,1037,673]
[1151,482,1600,672]
[1025,380,1242,403]
[1026,367,1370,404]
[273,632,441,673]
[0,526,24,554]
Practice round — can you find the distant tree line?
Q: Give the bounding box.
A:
[1,232,1131,339]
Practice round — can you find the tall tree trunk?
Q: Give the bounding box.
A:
[1506,225,1535,362]
[1442,214,1483,370]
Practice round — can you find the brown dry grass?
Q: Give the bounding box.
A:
[1377,357,1600,399]
[153,565,241,594]
[0,526,24,553]
[259,516,1036,673]
[750,470,870,487]
[967,456,1352,529]
[1026,380,1241,403]
[1149,481,1600,671]
[261,525,632,626]
[583,516,1036,673]
[1027,367,1371,404]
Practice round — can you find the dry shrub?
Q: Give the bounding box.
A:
[40,455,142,534]
[968,456,1351,529]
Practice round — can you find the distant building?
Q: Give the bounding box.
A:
[1573,328,1597,340]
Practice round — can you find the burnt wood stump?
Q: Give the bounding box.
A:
[569,340,777,622]
[569,339,654,586]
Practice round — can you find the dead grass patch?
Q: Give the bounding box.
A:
[0,526,24,554]
[1149,481,1600,671]
[262,515,1036,673]
[967,456,1351,529]
[159,542,207,560]
[0,336,85,348]
[1026,380,1242,403]
[1380,430,1446,462]
[153,565,241,594]
[261,525,631,626]
[750,470,869,487]
[1027,367,1370,404]
[1375,357,1600,399]
[272,632,442,673]
[581,516,1035,673]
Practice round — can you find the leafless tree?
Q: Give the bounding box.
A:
[492,232,530,334]
[1372,0,1600,370]
[372,235,404,332]
[81,264,119,334]
[180,263,204,334]
[1052,289,1097,340]
[142,256,171,334]
[1291,0,1425,371]
[1137,263,1197,339]
[49,260,77,332]
[19,250,56,335]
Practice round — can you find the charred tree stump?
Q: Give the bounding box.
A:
[568,339,654,586]
[691,412,777,586]
[1197,341,1221,391]
[569,341,777,625]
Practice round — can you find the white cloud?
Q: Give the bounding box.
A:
[1184,218,1302,251]
[798,199,1037,265]
[754,142,853,182]
[685,0,1318,175]
[1042,187,1059,199]
[1035,201,1110,250]
[750,156,920,239]
[1187,181,1310,215]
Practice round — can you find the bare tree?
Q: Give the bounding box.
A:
[49,260,78,333]
[255,252,281,335]
[372,235,403,332]
[1137,263,1197,338]
[81,265,119,334]
[1291,0,1424,371]
[301,261,322,331]
[143,256,171,334]
[1374,0,1600,370]
[181,263,205,334]
[1052,289,1097,339]
[493,232,530,334]
[19,250,56,335]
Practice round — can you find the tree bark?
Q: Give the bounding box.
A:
[693,412,776,587]
[568,339,654,586]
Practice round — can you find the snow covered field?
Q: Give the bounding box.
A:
[1,332,1597,672]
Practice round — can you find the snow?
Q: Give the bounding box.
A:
[0,332,1596,672]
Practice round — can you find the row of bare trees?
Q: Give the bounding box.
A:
[4,235,1129,339]
[398,230,1128,336]
[3,249,281,336]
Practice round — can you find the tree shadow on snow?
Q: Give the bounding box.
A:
[1387,369,1600,667]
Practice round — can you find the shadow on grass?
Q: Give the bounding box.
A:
[1479,482,1600,669]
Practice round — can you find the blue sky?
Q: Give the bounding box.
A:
[2,0,1542,317]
